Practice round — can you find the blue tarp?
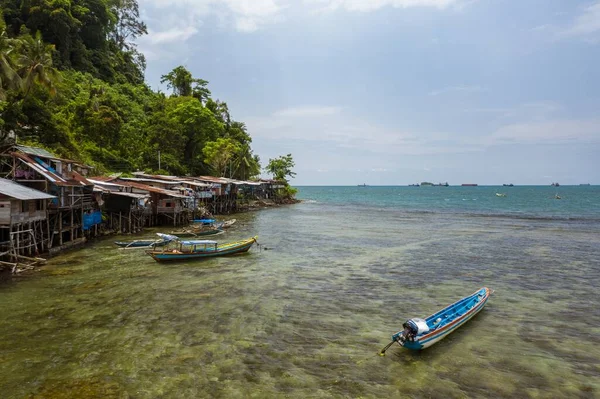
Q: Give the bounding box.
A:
[192,219,215,224]
[83,210,102,230]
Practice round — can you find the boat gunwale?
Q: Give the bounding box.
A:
[145,236,257,262]
[416,287,490,341]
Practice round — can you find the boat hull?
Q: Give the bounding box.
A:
[169,229,223,237]
[114,240,169,248]
[147,237,257,262]
[394,287,491,350]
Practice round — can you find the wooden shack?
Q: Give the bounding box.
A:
[0,145,101,251]
[88,178,150,233]
[0,178,55,268]
[114,179,191,226]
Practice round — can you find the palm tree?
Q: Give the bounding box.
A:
[18,31,60,96]
[0,21,21,100]
[233,143,260,180]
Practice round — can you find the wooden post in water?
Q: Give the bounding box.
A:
[59,211,63,246]
[28,222,32,256]
[15,224,20,257]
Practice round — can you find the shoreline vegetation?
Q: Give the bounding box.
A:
[0,2,301,272]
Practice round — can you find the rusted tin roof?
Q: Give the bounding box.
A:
[0,178,56,200]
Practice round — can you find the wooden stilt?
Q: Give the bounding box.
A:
[59,212,63,246]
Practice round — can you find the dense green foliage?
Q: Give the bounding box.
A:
[266,153,297,199]
[0,1,268,180]
[266,154,296,181]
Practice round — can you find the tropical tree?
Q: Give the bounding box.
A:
[0,13,20,100]
[206,99,230,129]
[228,120,252,145]
[161,66,192,96]
[203,137,240,177]
[18,31,60,96]
[232,143,260,180]
[161,65,212,102]
[109,0,148,51]
[266,153,296,181]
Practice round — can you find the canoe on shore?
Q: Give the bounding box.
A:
[381,287,491,353]
[145,236,258,262]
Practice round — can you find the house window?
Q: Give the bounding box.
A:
[36,200,44,210]
[21,201,28,212]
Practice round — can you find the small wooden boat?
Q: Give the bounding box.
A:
[495,192,507,197]
[380,287,491,353]
[169,228,224,237]
[222,219,237,228]
[114,234,175,248]
[146,236,258,262]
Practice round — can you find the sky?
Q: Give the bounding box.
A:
[136,0,600,185]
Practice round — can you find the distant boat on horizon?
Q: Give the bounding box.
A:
[503,183,514,187]
[420,182,449,187]
[551,182,560,187]
[580,183,591,186]
[358,183,369,187]
[408,183,420,187]
[462,183,478,186]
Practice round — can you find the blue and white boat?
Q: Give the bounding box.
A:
[381,287,491,353]
[114,233,176,248]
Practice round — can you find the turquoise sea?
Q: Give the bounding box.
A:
[1,185,599,398]
[297,185,600,220]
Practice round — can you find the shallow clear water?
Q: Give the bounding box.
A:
[1,187,599,398]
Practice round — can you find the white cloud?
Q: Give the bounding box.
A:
[139,0,285,34]
[305,0,461,12]
[561,2,600,37]
[429,85,485,96]
[147,26,199,44]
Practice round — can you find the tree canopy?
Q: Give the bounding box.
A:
[0,2,269,182]
[266,154,296,182]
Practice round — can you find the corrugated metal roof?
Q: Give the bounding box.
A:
[131,172,183,181]
[197,176,229,184]
[179,180,212,188]
[88,176,118,182]
[14,145,87,166]
[119,177,182,185]
[12,152,91,186]
[116,180,191,198]
[0,178,56,200]
[12,152,67,185]
[108,191,149,199]
[88,178,127,188]
[14,145,56,159]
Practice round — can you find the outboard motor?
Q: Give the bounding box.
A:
[384,318,431,354]
[395,318,430,345]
